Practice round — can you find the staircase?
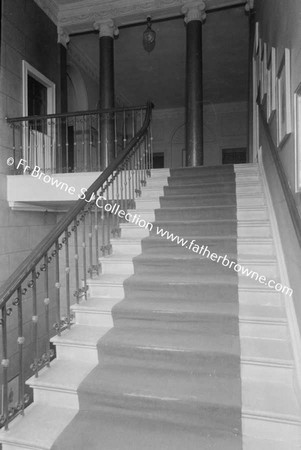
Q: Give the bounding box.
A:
[1,164,301,450]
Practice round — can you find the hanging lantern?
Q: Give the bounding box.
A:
[143,17,156,53]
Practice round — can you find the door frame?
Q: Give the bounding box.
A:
[22,61,56,117]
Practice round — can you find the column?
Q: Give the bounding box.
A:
[94,19,119,169]
[57,27,70,171]
[182,1,206,167]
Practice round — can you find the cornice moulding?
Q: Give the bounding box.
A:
[55,0,244,33]
[34,0,59,25]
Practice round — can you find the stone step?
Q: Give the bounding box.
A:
[99,254,134,275]
[0,404,78,450]
[71,297,121,327]
[27,359,95,409]
[50,324,111,364]
[110,237,142,255]
[87,274,126,298]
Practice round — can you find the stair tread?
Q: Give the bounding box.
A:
[88,274,128,285]
[51,408,242,450]
[242,379,301,420]
[81,363,241,408]
[71,297,121,313]
[27,359,95,390]
[101,326,240,356]
[0,404,77,449]
[114,297,238,316]
[51,324,111,345]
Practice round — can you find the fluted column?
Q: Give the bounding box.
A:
[94,19,119,169]
[182,1,206,167]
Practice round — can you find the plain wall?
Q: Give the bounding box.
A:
[152,101,248,168]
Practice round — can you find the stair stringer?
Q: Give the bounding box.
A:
[258,148,301,403]
[234,162,301,449]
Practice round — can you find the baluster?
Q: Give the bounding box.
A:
[73,219,80,303]
[1,305,9,429]
[130,154,135,208]
[89,115,92,172]
[65,117,69,173]
[114,112,118,158]
[20,123,24,171]
[57,117,62,172]
[120,169,125,215]
[124,163,128,215]
[100,195,106,256]
[15,286,24,415]
[32,268,39,377]
[49,118,54,173]
[135,150,139,196]
[64,230,71,328]
[116,170,121,236]
[94,196,100,275]
[74,117,78,172]
[82,115,86,172]
[111,174,116,236]
[123,109,127,149]
[97,112,101,171]
[42,125,46,173]
[131,110,135,138]
[12,125,16,173]
[88,208,93,278]
[105,182,112,255]
[43,254,51,367]
[82,213,87,300]
[54,241,61,335]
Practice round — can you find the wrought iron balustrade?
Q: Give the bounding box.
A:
[0,102,153,430]
[6,105,148,174]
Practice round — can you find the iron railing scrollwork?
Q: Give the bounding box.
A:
[0,101,154,430]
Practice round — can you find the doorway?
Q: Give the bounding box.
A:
[22,61,56,172]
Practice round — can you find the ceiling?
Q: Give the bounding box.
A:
[71,5,249,109]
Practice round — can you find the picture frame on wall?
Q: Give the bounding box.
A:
[276,48,292,147]
[260,42,268,104]
[267,46,276,122]
[253,22,259,57]
[294,83,301,192]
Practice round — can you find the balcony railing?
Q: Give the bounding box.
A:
[0,101,153,430]
[6,105,149,174]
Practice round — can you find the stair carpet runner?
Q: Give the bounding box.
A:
[1,164,301,450]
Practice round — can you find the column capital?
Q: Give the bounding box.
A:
[245,0,254,12]
[94,19,119,38]
[57,27,70,48]
[181,1,206,24]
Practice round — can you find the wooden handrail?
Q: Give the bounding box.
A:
[6,104,148,123]
[0,101,153,308]
[259,106,301,247]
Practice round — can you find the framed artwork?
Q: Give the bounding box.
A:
[294,83,301,191]
[276,48,292,147]
[267,47,276,122]
[253,22,259,57]
[260,42,268,104]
